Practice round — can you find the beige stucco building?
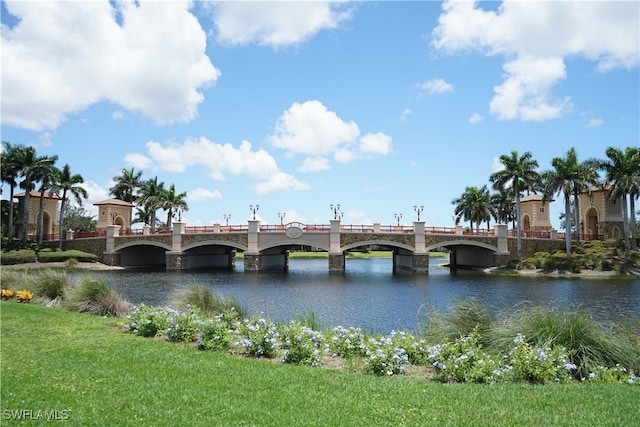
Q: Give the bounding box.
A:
[576,186,624,239]
[519,194,553,232]
[14,191,60,239]
[94,199,134,231]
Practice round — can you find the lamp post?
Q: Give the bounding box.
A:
[414,205,424,221]
[223,214,230,226]
[177,208,182,222]
[394,213,403,226]
[278,212,286,225]
[249,204,260,220]
[330,203,341,220]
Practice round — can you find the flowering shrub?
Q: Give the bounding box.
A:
[281,321,326,366]
[166,306,205,343]
[16,290,33,303]
[388,330,430,365]
[428,333,504,383]
[364,336,409,376]
[583,365,640,385]
[236,316,279,358]
[123,305,172,337]
[328,326,368,357]
[508,334,576,384]
[1,289,16,300]
[198,314,239,351]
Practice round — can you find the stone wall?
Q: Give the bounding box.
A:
[182,233,248,249]
[340,233,414,248]
[63,238,107,262]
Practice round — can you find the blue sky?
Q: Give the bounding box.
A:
[2,1,638,230]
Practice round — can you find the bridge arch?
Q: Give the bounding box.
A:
[425,240,498,253]
[259,240,330,252]
[114,241,172,252]
[183,240,249,252]
[342,240,415,253]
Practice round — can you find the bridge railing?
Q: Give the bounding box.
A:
[185,225,249,233]
[425,226,456,234]
[463,228,494,236]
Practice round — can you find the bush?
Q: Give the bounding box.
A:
[124,305,172,337]
[197,311,241,351]
[364,336,409,376]
[328,326,368,358]
[66,276,130,317]
[166,307,205,343]
[280,321,326,366]
[235,316,279,358]
[0,249,36,265]
[508,334,576,383]
[38,250,97,263]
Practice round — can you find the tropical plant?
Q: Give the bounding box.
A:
[65,276,130,316]
[138,176,165,232]
[490,151,541,259]
[34,156,59,244]
[594,147,640,258]
[490,187,516,228]
[541,148,597,259]
[451,185,492,230]
[110,167,143,227]
[53,164,88,247]
[1,141,23,241]
[160,183,188,228]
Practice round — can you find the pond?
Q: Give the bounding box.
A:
[84,257,640,333]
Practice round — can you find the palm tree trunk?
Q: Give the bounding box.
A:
[58,190,68,249]
[21,185,31,245]
[8,185,15,240]
[167,208,172,228]
[37,192,45,244]
[621,195,630,258]
[564,194,572,260]
[515,192,522,260]
[573,193,581,245]
[630,195,637,251]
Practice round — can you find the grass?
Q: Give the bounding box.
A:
[64,276,130,317]
[1,302,639,426]
[170,283,246,317]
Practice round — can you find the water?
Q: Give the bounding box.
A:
[84,258,640,333]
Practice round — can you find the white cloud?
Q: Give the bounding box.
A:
[359,133,392,156]
[39,132,53,147]
[112,110,124,121]
[124,152,154,170]
[276,209,307,224]
[1,1,220,130]
[492,156,505,174]
[400,108,413,121]
[187,188,222,202]
[126,137,309,195]
[432,0,639,121]
[80,180,110,217]
[586,117,603,128]
[345,209,372,225]
[269,100,392,170]
[211,1,353,47]
[420,78,454,95]
[469,113,484,124]
[299,156,330,173]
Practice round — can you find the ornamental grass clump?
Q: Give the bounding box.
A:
[280,321,326,366]
[27,269,68,301]
[236,316,279,358]
[65,276,130,317]
[171,284,246,318]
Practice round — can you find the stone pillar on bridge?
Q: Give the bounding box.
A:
[103,225,121,266]
[166,221,186,270]
[493,224,510,267]
[411,221,430,272]
[143,225,151,236]
[328,219,344,271]
[244,220,261,271]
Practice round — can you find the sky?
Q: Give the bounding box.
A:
[1,0,639,230]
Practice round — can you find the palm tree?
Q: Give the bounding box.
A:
[53,164,88,248]
[489,150,540,260]
[15,147,57,244]
[541,148,580,259]
[110,167,143,228]
[34,156,59,244]
[452,185,492,230]
[138,176,165,232]
[159,184,188,228]
[595,147,639,258]
[1,141,23,240]
[490,187,516,228]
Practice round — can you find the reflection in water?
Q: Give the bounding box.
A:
[81,258,640,333]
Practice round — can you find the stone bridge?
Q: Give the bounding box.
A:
[64,220,566,272]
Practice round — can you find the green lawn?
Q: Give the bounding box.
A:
[1,303,637,426]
